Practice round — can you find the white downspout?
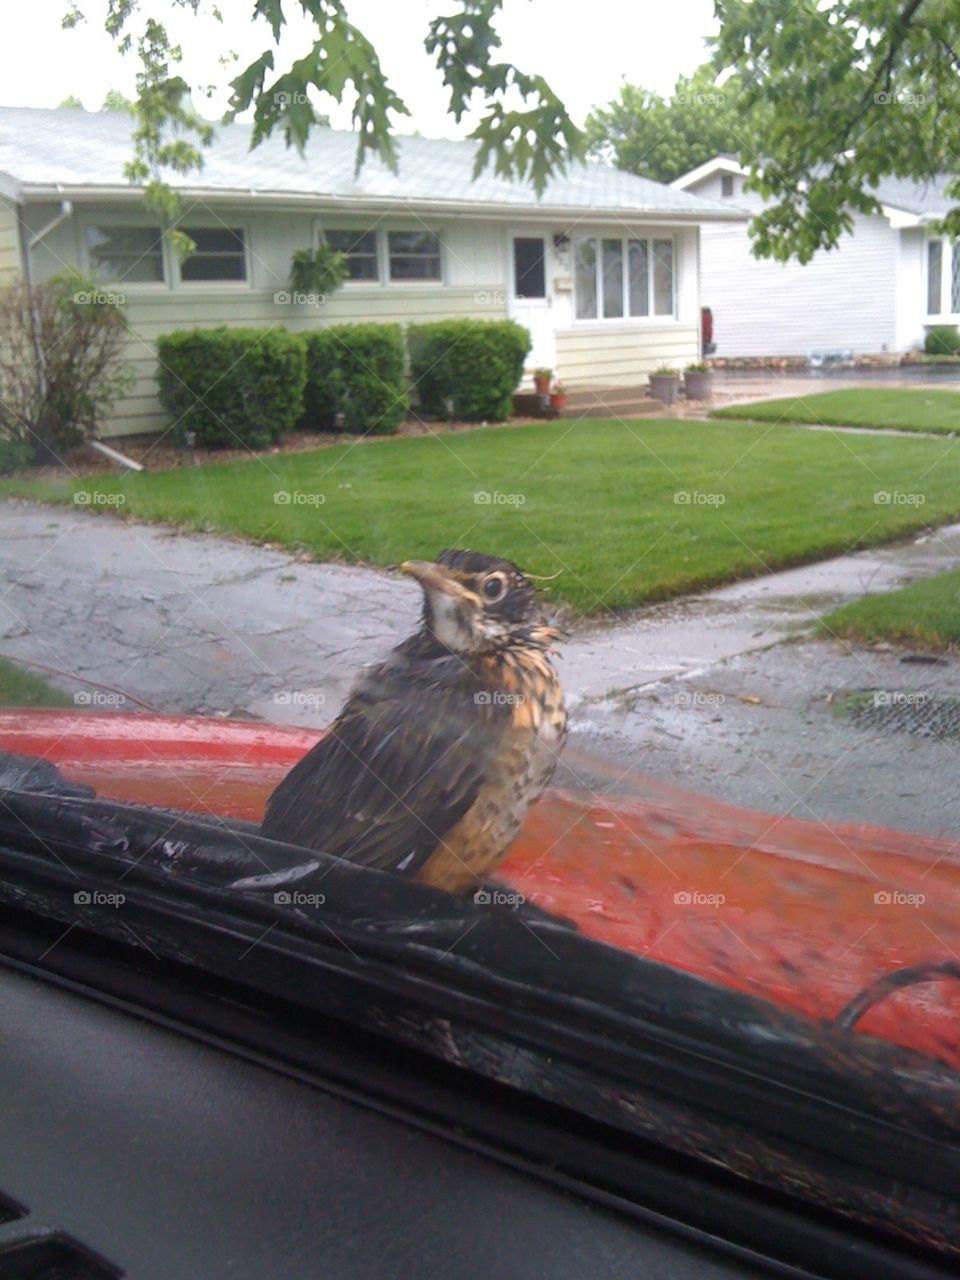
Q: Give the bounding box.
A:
[22,195,143,472]
[25,197,74,272]
[23,193,74,401]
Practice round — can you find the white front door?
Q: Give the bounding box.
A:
[508,234,556,381]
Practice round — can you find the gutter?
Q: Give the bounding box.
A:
[15,183,746,223]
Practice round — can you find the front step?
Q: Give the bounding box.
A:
[563,385,669,418]
[514,385,669,420]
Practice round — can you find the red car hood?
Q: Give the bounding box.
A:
[2,708,960,1069]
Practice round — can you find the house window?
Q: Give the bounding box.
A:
[388,231,441,281]
[85,225,164,283]
[513,238,546,298]
[928,240,942,315]
[653,240,674,315]
[628,239,649,317]
[574,239,598,319]
[574,236,675,320]
[721,173,735,197]
[951,245,960,315]
[324,229,379,281]
[602,239,624,318]
[180,228,247,282]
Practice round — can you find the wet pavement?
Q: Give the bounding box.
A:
[692,364,960,421]
[571,640,960,842]
[2,498,960,839]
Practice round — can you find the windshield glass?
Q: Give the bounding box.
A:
[2,0,960,1264]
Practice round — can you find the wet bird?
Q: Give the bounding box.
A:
[261,550,567,895]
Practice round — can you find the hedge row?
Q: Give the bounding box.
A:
[302,324,406,435]
[157,329,307,450]
[156,319,531,449]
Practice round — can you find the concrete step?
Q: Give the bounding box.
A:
[562,395,667,419]
[514,386,668,420]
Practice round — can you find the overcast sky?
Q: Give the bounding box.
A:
[0,0,719,133]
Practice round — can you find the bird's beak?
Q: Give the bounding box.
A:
[400,560,474,603]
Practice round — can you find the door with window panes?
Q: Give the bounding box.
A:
[509,235,555,377]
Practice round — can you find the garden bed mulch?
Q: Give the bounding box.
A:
[21,413,545,480]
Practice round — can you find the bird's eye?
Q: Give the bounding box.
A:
[482,574,505,602]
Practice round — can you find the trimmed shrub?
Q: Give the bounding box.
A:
[407,320,531,422]
[925,325,960,356]
[157,328,307,449]
[301,324,406,435]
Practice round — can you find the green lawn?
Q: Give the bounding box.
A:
[713,387,960,435]
[0,656,73,707]
[821,568,960,651]
[4,418,960,613]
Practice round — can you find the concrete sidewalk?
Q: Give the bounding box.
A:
[2,499,959,835]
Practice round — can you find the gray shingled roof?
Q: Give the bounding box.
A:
[873,174,958,218]
[680,153,957,221]
[0,105,738,219]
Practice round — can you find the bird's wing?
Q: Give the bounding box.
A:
[261,653,509,874]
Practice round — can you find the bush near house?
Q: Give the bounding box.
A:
[157,328,307,449]
[407,320,531,422]
[301,324,406,434]
[924,325,960,356]
[0,272,130,469]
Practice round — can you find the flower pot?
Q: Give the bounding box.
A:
[648,373,680,406]
[550,392,567,412]
[684,371,713,401]
[534,375,551,395]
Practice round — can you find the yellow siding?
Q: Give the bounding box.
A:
[555,324,699,387]
[0,199,21,283]
[107,284,507,439]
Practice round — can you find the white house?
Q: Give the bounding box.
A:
[0,107,738,439]
[673,155,957,360]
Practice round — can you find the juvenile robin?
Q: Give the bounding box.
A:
[261,549,566,895]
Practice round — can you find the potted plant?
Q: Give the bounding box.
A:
[648,365,680,406]
[533,367,552,395]
[550,380,568,412]
[683,362,713,400]
[288,243,349,301]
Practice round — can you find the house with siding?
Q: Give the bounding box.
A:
[0,106,738,439]
[673,155,958,360]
